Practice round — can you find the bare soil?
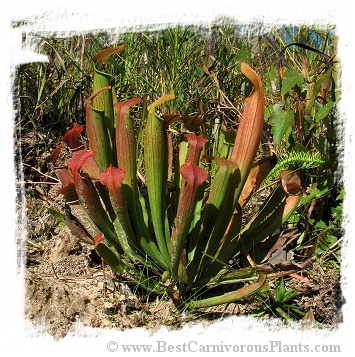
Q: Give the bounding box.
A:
[19,127,343,339]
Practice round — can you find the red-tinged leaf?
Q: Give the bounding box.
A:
[180,114,204,132]
[194,63,263,277]
[58,183,78,202]
[81,156,101,180]
[63,123,84,150]
[280,169,304,195]
[115,97,142,181]
[115,98,169,270]
[238,156,274,208]
[230,62,264,195]
[68,149,95,179]
[94,232,103,248]
[93,45,125,69]
[67,149,117,244]
[56,168,74,186]
[71,148,101,180]
[282,192,303,220]
[56,168,78,202]
[184,133,208,167]
[115,97,142,116]
[100,165,150,265]
[100,165,126,214]
[180,162,208,187]
[171,162,208,278]
[285,181,306,195]
[47,142,64,164]
[68,150,101,180]
[100,165,125,188]
[162,113,204,131]
[64,214,93,244]
[75,171,117,245]
[162,113,181,126]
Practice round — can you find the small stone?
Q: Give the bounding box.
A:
[131,313,141,326]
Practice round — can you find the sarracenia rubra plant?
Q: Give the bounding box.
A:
[50,46,315,309]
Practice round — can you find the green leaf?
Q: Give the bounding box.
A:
[94,233,126,274]
[314,101,334,121]
[188,157,240,280]
[266,67,279,93]
[216,125,236,159]
[241,171,303,251]
[92,70,116,151]
[306,67,332,113]
[269,108,294,145]
[144,93,175,265]
[315,220,327,230]
[264,104,274,120]
[336,189,345,201]
[281,70,304,96]
[300,181,331,206]
[115,98,169,271]
[235,45,252,63]
[175,138,189,189]
[86,105,113,171]
[94,233,165,294]
[188,273,268,309]
[92,46,124,142]
[48,206,65,223]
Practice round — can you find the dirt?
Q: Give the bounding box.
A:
[288,264,343,325]
[19,127,343,340]
[23,181,184,338]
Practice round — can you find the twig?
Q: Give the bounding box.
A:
[321,237,343,263]
[23,163,59,182]
[17,180,61,185]
[240,239,257,268]
[137,171,146,185]
[302,199,317,244]
[51,262,59,280]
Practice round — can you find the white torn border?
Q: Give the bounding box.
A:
[2,0,354,355]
